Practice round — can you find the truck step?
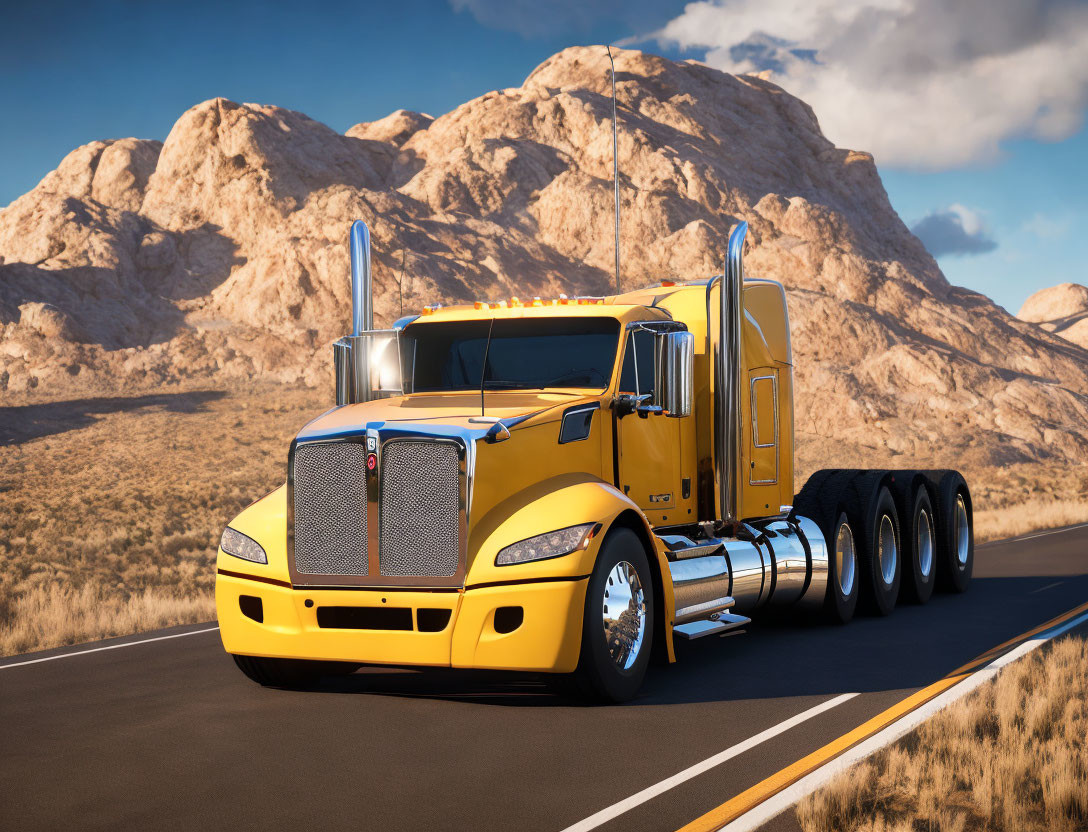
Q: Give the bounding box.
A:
[673,612,751,640]
[658,534,724,561]
[674,595,735,625]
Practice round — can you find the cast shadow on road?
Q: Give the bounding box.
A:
[275,570,1088,707]
[0,390,226,446]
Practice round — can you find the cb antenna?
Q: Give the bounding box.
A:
[396,248,407,317]
[607,45,620,294]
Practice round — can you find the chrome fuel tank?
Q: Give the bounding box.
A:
[661,514,829,619]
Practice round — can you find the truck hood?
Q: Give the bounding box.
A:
[297,391,598,439]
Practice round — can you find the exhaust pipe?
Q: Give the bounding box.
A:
[350,220,373,336]
[334,220,375,405]
[716,221,747,526]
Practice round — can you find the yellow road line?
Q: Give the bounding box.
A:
[676,598,1088,832]
[945,598,1088,677]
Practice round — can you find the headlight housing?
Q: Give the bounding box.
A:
[220,527,267,565]
[495,523,599,566]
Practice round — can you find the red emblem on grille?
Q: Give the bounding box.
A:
[366,453,377,471]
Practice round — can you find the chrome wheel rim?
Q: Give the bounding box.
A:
[878,514,898,586]
[835,520,856,597]
[602,561,646,671]
[955,494,970,567]
[917,507,934,578]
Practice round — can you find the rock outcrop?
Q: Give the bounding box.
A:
[1018,283,1088,350]
[2,46,1087,479]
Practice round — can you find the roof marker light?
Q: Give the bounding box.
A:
[474,301,484,310]
[661,280,676,287]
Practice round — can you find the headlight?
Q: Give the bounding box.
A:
[220,527,267,564]
[495,523,599,566]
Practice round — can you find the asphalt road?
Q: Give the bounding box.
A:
[3,524,1087,832]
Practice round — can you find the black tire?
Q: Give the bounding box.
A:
[933,471,973,593]
[573,527,654,703]
[889,474,937,604]
[824,509,861,623]
[232,654,359,688]
[794,469,860,624]
[849,473,901,616]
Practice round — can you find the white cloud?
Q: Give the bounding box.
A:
[646,0,1088,170]
[911,205,998,257]
[1022,213,1072,239]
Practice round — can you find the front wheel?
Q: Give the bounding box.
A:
[573,527,654,703]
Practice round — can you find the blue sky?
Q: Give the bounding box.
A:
[2,0,1085,314]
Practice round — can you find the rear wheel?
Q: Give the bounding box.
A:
[851,478,901,616]
[232,654,359,688]
[934,471,973,593]
[889,474,937,605]
[574,527,654,703]
[825,510,860,624]
[794,469,861,624]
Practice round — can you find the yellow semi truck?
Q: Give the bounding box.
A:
[215,220,973,702]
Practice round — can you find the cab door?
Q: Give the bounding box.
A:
[615,326,684,526]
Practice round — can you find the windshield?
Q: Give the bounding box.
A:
[402,317,620,393]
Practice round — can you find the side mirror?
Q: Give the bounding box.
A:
[654,330,694,418]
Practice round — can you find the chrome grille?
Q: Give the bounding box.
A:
[379,440,460,577]
[292,443,369,575]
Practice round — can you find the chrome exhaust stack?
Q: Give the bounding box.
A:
[350,219,374,336]
[715,221,747,527]
[334,220,375,406]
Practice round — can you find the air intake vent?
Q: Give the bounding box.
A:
[292,442,369,576]
[379,440,460,577]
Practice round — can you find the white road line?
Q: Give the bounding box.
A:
[1006,523,1088,544]
[0,626,220,670]
[558,692,858,832]
[717,608,1088,832]
[1031,581,1065,594]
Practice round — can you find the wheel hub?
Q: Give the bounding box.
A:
[601,561,646,670]
[955,494,970,567]
[917,507,934,577]
[878,514,898,586]
[836,521,856,597]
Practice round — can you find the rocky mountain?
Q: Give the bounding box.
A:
[1018,283,1088,350]
[2,46,1087,483]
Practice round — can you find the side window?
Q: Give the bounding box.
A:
[618,329,656,395]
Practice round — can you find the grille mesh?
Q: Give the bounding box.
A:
[292,443,369,576]
[379,441,460,577]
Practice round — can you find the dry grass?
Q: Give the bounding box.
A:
[2,584,216,655]
[974,498,1088,544]
[0,384,325,656]
[797,633,1088,832]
